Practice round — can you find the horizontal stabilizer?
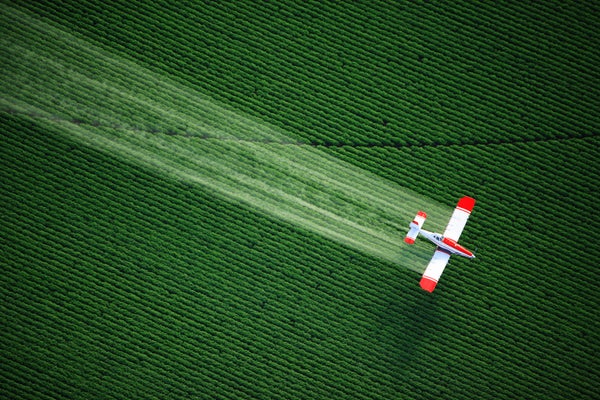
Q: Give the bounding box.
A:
[405,211,427,244]
[404,234,417,244]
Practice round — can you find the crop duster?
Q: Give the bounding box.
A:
[405,196,476,292]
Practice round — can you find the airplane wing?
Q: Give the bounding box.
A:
[420,196,475,292]
[420,248,451,292]
[443,196,476,241]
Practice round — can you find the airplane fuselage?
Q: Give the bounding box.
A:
[419,229,475,258]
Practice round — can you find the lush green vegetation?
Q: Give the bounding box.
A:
[2,1,599,399]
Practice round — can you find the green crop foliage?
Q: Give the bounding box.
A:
[1,1,599,399]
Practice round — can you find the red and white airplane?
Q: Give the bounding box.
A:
[404,196,476,292]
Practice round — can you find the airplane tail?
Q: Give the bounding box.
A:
[404,211,427,244]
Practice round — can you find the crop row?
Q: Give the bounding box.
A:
[7,0,595,165]
[5,1,599,399]
[322,136,599,398]
[9,0,593,259]
[4,99,598,400]
[2,117,413,398]
[2,114,402,314]
[199,0,598,140]
[1,6,433,268]
[0,121,516,400]
[3,79,596,400]
[20,0,596,149]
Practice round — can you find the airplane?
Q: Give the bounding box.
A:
[404,196,476,292]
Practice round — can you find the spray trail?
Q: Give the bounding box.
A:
[1,5,453,272]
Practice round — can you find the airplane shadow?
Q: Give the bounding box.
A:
[375,280,442,378]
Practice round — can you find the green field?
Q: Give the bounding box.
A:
[2,1,599,399]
